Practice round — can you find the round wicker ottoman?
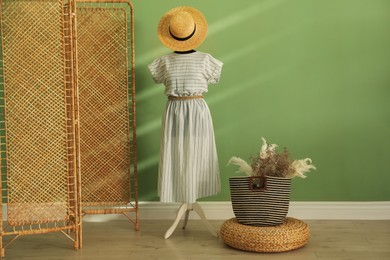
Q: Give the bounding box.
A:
[220,217,310,253]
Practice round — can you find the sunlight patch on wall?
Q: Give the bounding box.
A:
[208,0,286,36]
[207,63,293,105]
[221,31,289,64]
[137,154,159,172]
[136,117,161,137]
[136,84,161,102]
[137,45,167,66]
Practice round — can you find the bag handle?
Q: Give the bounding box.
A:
[249,176,267,191]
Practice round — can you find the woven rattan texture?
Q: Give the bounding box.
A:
[229,176,291,226]
[0,0,78,226]
[220,217,310,253]
[76,5,133,206]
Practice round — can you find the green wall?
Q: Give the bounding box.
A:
[133,0,390,201]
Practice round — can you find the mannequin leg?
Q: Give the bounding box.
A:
[164,203,188,239]
[164,202,218,239]
[192,202,218,237]
[182,208,190,230]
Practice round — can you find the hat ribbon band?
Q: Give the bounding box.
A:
[169,24,197,41]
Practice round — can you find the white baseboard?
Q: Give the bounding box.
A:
[137,201,390,221]
[2,201,390,222]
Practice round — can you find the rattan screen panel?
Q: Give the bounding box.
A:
[76,1,137,221]
[0,0,80,255]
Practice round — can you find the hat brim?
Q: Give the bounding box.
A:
[158,6,208,51]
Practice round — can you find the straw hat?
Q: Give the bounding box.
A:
[158,6,208,51]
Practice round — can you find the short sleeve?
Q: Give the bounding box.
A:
[148,58,165,84]
[205,54,223,84]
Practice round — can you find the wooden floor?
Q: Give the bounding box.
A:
[2,218,390,259]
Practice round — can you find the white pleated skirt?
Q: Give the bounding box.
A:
[158,98,221,203]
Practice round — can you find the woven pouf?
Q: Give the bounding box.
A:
[220,217,310,253]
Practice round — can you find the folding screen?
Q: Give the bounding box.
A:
[0,0,81,256]
[75,0,138,230]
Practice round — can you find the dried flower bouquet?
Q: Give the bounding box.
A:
[228,138,316,179]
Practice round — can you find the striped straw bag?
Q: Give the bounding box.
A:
[229,176,291,226]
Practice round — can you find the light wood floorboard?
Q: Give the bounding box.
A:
[2,217,390,259]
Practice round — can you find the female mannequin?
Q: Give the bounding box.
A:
[149,6,223,238]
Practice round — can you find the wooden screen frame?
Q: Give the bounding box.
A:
[75,0,138,230]
[0,0,81,257]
